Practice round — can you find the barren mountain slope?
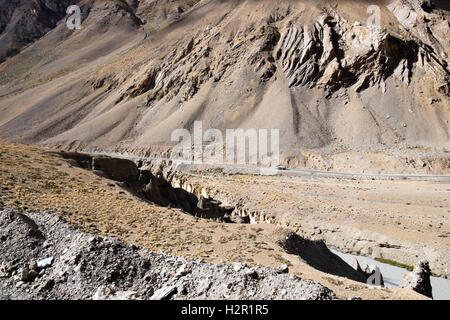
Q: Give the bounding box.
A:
[0,0,449,173]
[0,0,79,63]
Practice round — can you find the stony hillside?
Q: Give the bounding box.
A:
[0,0,449,173]
[0,0,78,63]
[0,209,336,300]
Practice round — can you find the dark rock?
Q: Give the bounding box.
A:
[401,260,433,298]
[245,269,260,280]
[36,257,54,269]
[275,229,367,283]
[92,156,139,185]
[349,257,364,273]
[17,264,37,282]
[150,285,177,300]
[0,0,74,62]
[57,152,93,169]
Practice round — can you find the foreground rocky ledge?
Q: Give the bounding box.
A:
[0,208,335,300]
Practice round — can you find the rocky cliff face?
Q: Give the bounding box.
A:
[401,260,433,298]
[276,13,418,93]
[0,0,448,171]
[58,151,238,222]
[0,0,79,63]
[388,0,449,94]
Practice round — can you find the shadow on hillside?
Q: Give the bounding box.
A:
[276,230,368,283]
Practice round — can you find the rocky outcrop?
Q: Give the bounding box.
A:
[125,19,281,106]
[57,151,93,169]
[387,0,450,96]
[0,209,336,300]
[58,152,239,222]
[139,169,199,214]
[92,156,139,186]
[196,196,235,221]
[349,257,364,274]
[349,258,385,287]
[401,260,433,298]
[275,13,420,94]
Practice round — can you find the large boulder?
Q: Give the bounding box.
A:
[401,260,433,298]
[92,156,139,185]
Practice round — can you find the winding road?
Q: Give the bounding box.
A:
[81,151,450,183]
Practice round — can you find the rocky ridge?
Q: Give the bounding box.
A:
[0,208,336,300]
[277,11,417,93]
[58,151,237,222]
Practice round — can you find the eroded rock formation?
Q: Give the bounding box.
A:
[58,151,237,222]
[401,260,433,298]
